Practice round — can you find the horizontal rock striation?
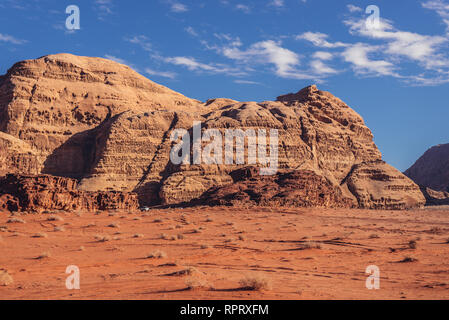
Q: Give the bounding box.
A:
[194,167,355,208]
[0,54,426,210]
[0,174,138,212]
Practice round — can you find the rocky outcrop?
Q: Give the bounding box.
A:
[194,167,355,208]
[405,143,449,192]
[343,160,425,209]
[0,174,138,212]
[420,187,449,206]
[0,54,425,210]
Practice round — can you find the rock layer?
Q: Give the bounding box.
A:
[194,167,355,208]
[0,54,426,210]
[0,174,138,212]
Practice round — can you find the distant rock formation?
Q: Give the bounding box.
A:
[405,144,449,206]
[0,54,425,211]
[405,143,449,192]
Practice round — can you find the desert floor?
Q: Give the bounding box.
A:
[0,206,448,300]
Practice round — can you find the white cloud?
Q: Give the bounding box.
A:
[171,2,188,12]
[185,26,198,37]
[422,0,449,31]
[145,68,177,79]
[222,40,306,78]
[95,0,113,19]
[310,59,338,75]
[313,51,333,60]
[347,4,362,13]
[344,17,449,70]
[234,79,262,85]
[341,43,397,77]
[235,4,251,13]
[269,0,284,7]
[296,32,348,48]
[125,35,153,52]
[0,33,27,45]
[164,56,244,76]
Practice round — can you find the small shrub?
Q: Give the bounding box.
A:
[47,215,64,222]
[54,226,65,232]
[7,217,25,224]
[95,235,111,242]
[185,277,209,290]
[133,234,144,238]
[159,233,169,240]
[408,240,417,249]
[35,252,51,259]
[299,241,322,250]
[146,250,167,259]
[31,233,48,238]
[239,274,271,291]
[400,256,418,263]
[0,270,13,286]
[107,223,119,228]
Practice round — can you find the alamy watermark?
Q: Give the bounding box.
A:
[65,265,80,290]
[66,5,80,30]
[365,5,380,30]
[365,265,380,290]
[170,121,278,175]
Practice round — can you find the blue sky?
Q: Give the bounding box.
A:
[1,0,448,171]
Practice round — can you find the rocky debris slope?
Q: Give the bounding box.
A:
[405,143,449,192]
[0,54,426,210]
[0,174,138,212]
[419,187,449,206]
[194,167,355,208]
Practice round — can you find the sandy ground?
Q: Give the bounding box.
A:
[0,206,448,300]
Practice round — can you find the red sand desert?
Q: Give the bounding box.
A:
[1,206,448,300]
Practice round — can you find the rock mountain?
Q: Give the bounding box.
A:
[0,53,425,210]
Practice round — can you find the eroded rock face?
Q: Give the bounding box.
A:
[194,167,355,208]
[0,54,425,210]
[405,143,449,192]
[343,160,425,209]
[0,174,138,212]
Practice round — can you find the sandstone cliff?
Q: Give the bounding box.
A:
[0,54,425,210]
[0,174,138,212]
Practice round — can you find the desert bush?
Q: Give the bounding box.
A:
[31,233,48,238]
[95,235,111,242]
[239,274,271,291]
[0,270,13,286]
[47,215,64,222]
[146,250,167,259]
[107,223,119,228]
[7,217,25,224]
[185,277,210,290]
[299,241,322,250]
[408,240,417,249]
[35,252,51,259]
